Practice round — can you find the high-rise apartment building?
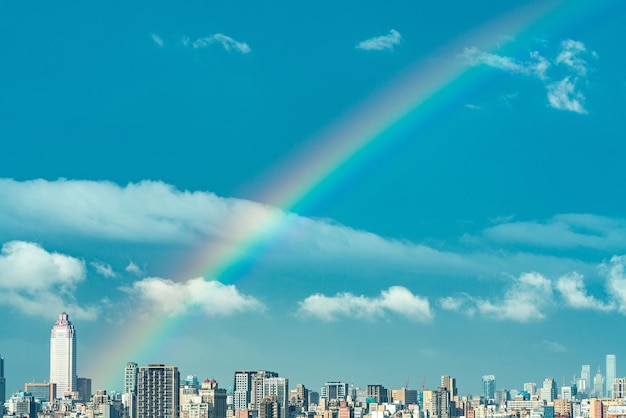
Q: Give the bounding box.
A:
[199,379,227,418]
[50,312,77,397]
[482,375,495,401]
[123,362,139,418]
[137,364,180,418]
[606,355,616,398]
[366,385,388,404]
[540,378,557,402]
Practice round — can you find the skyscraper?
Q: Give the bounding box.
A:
[137,364,180,418]
[606,355,616,398]
[482,375,495,401]
[124,362,139,418]
[581,365,591,396]
[0,355,5,414]
[50,312,77,397]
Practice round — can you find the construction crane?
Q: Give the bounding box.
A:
[405,376,410,390]
[422,377,426,392]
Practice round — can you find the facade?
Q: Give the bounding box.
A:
[263,377,288,418]
[137,364,180,418]
[481,376,495,401]
[50,312,77,397]
[199,379,227,418]
[607,355,617,398]
[612,378,626,399]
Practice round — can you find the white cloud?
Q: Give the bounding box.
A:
[124,277,264,317]
[462,47,546,78]
[151,33,164,47]
[192,33,251,54]
[356,29,402,51]
[0,241,97,319]
[464,104,482,110]
[475,272,553,322]
[462,39,593,114]
[298,286,432,322]
[125,261,143,276]
[547,77,586,114]
[556,272,613,311]
[603,256,626,314]
[556,39,589,76]
[91,261,116,278]
[482,214,626,250]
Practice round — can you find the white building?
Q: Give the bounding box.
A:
[606,355,616,398]
[50,312,77,397]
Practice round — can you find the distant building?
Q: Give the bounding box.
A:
[77,377,92,402]
[199,378,227,418]
[50,312,77,397]
[24,382,56,402]
[321,382,348,402]
[124,362,139,418]
[481,375,495,401]
[593,369,605,398]
[606,355,617,398]
[366,385,388,404]
[540,378,557,402]
[137,364,180,418]
[0,355,5,414]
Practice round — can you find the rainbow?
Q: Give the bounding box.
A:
[91,0,600,389]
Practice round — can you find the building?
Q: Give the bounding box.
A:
[50,312,77,397]
[540,378,557,403]
[5,392,37,417]
[137,364,180,418]
[321,382,348,402]
[77,377,92,402]
[607,355,617,398]
[612,378,626,399]
[581,365,592,396]
[263,377,288,418]
[390,389,418,405]
[367,385,388,404]
[24,382,56,402]
[482,376,495,401]
[199,378,227,418]
[124,362,139,418]
[594,368,605,398]
[0,355,5,414]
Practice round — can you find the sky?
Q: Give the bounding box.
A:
[1,0,626,398]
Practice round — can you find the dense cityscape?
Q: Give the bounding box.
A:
[1,313,625,418]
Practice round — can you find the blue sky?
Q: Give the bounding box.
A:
[1,0,626,397]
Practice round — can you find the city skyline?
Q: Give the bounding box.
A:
[1,0,626,400]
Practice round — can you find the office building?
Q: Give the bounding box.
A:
[137,364,180,418]
[77,377,92,402]
[607,355,617,398]
[540,378,557,402]
[612,378,626,399]
[321,382,348,402]
[482,375,496,401]
[262,377,288,418]
[199,379,227,418]
[0,355,5,413]
[366,385,388,404]
[593,368,604,398]
[581,365,591,396]
[24,382,56,403]
[50,312,77,397]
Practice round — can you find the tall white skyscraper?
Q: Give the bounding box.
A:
[606,355,616,398]
[581,365,591,395]
[50,312,77,397]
